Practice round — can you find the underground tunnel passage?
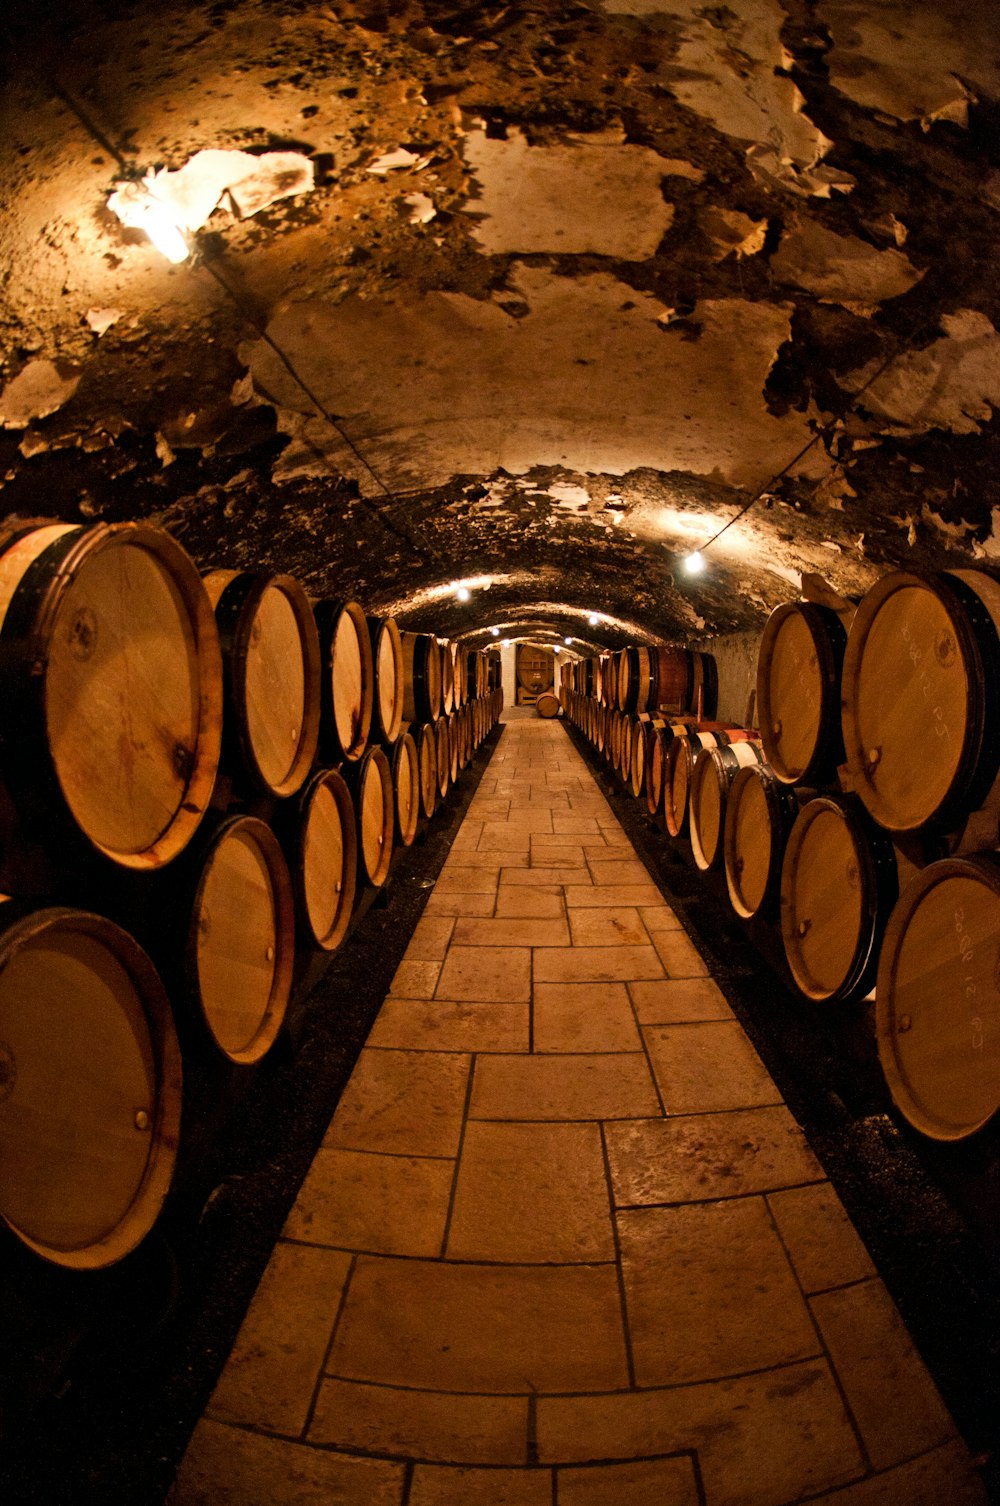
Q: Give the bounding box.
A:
[0,0,999,1501]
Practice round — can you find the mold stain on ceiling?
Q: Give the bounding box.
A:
[0,0,998,646]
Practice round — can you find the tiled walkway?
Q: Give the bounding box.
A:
[170,718,986,1506]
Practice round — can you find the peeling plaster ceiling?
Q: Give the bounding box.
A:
[1,0,998,649]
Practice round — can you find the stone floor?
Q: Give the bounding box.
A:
[169,718,987,1506]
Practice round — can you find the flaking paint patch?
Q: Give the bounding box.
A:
[771,219,923,316]
[847,310,1000,436]
[462,128,676,259]
[249,268,821,494]
[600,0,832,168]
[819,0,999,125]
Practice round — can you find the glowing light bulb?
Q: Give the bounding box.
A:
[684,551,706,576]
[501,638,511,647]
[107,178,190,263]
[490,626,500,637]
[564,636,572,645]
[553,644,561,653]
[456,585,471,602]
[588,613,599,627]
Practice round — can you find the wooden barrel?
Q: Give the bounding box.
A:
[664,733,699,837]
[435,716,451,798]
[650,646,694,713]
[446,713,460,785]
[724,764,805,920]
[619,714,634,784]
[516,644,553,699]
[780,794,898,1004]
[204,569,320,798]
[189,815,295,1062]
[690,651,719,719]
[617,648,639,714]
[842,569,1000,833]
[390,731,420,847]
[0,521,222,871]
[292,768,357,951]
[401,632,442,724]
[415,723,437,819]
[439,641,455,716]
[352,746,394,887]
[876,854,1000,1141]
[314,599,373,763]
[0,903,181,1269]
[646,726,668,816]
[367,614,404,746]
[629,718,648,798]
[689,742,767,873]
[756,602,846,786]
[450,641,465,711]
[536,692,560,719]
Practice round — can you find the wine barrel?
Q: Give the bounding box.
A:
[842,570,1000,833]
[401,632,442,724]
[449,641,465,711]
[617,649,639,714]
[0,521,222,871]
[646,725,668,816]
[390,731,420,847]
[415,723,437,819]
[367,614,404,746]
[664,733,700,838]
[292,768,357,951]
[690,651,719,719]
[876,854,1000,1141]
[618,714,634,784]
[204,570,320,798]
[780,794,898,1004]
[536,692,560,719]
[189,815,295,1062]
[650,646,695,713]
[314,599,373,763]
[352,746,394,887]
[724,764,804,921]
[629,718,648,798]
[435,716,451,798]
[756,602,847,786]
[446,713,460,785]
[439,641,455,716]
[689,742,767,873]
[0,903,182,1270]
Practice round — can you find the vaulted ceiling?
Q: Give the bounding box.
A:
[1,0,998,649]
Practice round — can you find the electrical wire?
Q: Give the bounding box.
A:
[8,43,442,569]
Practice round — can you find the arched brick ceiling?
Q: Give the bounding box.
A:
[1,0,998,648]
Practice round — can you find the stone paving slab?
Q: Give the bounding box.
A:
[171,719,988,1506]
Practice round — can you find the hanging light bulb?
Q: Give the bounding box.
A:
[553,644,561,653]
[107,177,191,263]
[564,636,572,645]
[684,551,706,576]
[501,638,511,647]
[588,613,599,627]
[490,626,500,637]
[455,585,471,602]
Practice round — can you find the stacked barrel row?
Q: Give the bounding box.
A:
[561,643,718,721]
[0,519,502,1273]
[563,567,1000,1145]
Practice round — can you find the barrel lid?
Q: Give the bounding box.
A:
[757,604,826,783]
[194,817,291,1061]
[300,768,356,950]
[877,855,1000,1140]
[781,798,866,1001]
[842,573,972,831]
[0,908,180,1269]
[359,747,393,885]
[44,525,222,866]
[691,748,724,870]
[725,765,774,918]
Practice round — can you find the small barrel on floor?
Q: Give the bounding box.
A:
[536,691,560,719]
